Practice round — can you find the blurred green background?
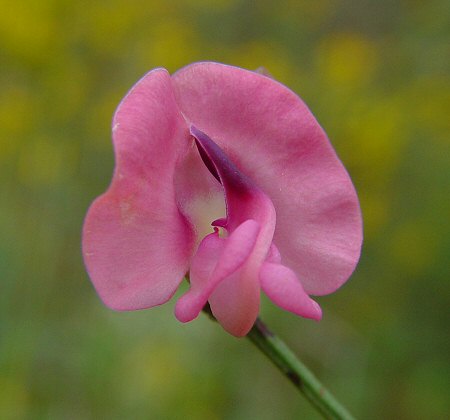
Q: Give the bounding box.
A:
[1,0,449,419]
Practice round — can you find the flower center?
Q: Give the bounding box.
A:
[190,125,276,239]
[174,125,322,336]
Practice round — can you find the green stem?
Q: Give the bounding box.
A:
[201,302,355,419]
[246,318,355,420]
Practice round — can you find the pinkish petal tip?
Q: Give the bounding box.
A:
[260,262,323,321]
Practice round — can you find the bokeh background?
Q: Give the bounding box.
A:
[1,0,449,419]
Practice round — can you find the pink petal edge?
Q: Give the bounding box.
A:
[172,62,362,295]
[82,69,194,310]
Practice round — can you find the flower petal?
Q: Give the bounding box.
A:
[172,62,362,295]
[209,267,260,337]
[174,230,223,323]
[175,220,260,324]
[260,262,322,320]
[82,69,194,310]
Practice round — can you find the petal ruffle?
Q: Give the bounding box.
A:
[172,62,362,295]
[82,69,195,310]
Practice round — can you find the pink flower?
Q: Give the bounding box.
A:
[82,62,362,337]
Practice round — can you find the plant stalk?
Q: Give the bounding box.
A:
[202,303,355,419]
[246,318,356,420]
